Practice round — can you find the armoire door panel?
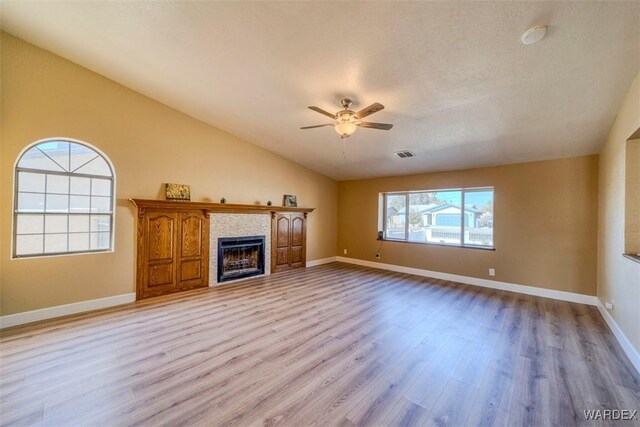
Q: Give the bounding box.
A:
[276,247,290,266]
[291,246,303,264]
[179,259,201,282]
[276,216,290,248]
[148,263,174,287]
[291,215,304,246]
[177,212,209,288]
[180,215,203,257]
[148,214,175,261]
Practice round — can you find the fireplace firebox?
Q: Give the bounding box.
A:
[217,236,265,283]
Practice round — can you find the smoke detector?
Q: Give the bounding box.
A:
[394,150,415,159]
[521,25,547,45]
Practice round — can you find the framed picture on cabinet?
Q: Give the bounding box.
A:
[283,194,297,207]
[165,183,191,201]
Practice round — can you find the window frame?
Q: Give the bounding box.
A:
[12,138,116,259]
[623,132,640,264]
[380,187,495,250]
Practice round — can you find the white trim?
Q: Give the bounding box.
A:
[306,256,338,267]
[0,293,135,329]
[336,257,598,305]
[596,300,640,374]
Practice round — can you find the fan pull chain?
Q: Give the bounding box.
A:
[342,138,347,160]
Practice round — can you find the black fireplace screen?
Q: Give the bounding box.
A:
[217,236,265,283]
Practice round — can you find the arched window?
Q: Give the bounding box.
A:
[13,138,115,257]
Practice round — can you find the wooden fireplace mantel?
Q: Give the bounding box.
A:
[130,199,315,215]
[131,198,313,300]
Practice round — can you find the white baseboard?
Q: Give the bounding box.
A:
[336,256,598,306]
[596,300,640,374]
[0,293,136,329]
[306,256,338,268]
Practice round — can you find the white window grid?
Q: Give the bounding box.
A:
[13,142,114,258]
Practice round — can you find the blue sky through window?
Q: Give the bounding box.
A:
[435,190,492,207]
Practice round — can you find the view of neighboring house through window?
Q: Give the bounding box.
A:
[382,188,494,248]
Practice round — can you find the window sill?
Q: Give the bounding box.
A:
[379,238,495,251]
[623,253,640,264]
[12,249,114,260]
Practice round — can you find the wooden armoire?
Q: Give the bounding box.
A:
[271,212,307,273]
[135,205,209,299]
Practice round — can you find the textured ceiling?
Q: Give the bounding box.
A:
[2,1,639,180]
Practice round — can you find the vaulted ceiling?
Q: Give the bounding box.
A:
[2,1,639,180]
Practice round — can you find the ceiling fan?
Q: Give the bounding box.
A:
[301,98,393,139]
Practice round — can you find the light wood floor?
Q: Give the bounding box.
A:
[1,263,639,426]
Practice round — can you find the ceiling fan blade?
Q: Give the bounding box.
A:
[357,121,393,130]
[308,106,336,119]
[300,124,334,129]
[354,103,385,119]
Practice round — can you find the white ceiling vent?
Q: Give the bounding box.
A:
[394,150,415,159]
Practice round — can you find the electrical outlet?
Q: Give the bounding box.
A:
[375,253,381,259]
[489,268,495,276]
[343,249,347,255]
[605,301,614,310]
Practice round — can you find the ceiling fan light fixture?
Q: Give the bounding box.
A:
[337,111,352,121]
[303,98,391,139]
[335,120,357,138]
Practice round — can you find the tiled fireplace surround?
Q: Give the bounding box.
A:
[209,213,271,286]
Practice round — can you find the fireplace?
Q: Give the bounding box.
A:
[217,236,265,283]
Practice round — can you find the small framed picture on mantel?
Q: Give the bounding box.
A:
[165,183,191,201]
[283,194,297,207]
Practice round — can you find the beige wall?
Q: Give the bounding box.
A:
[338,155,599,295]
[0,33,338,315]
[598,71,640,353]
